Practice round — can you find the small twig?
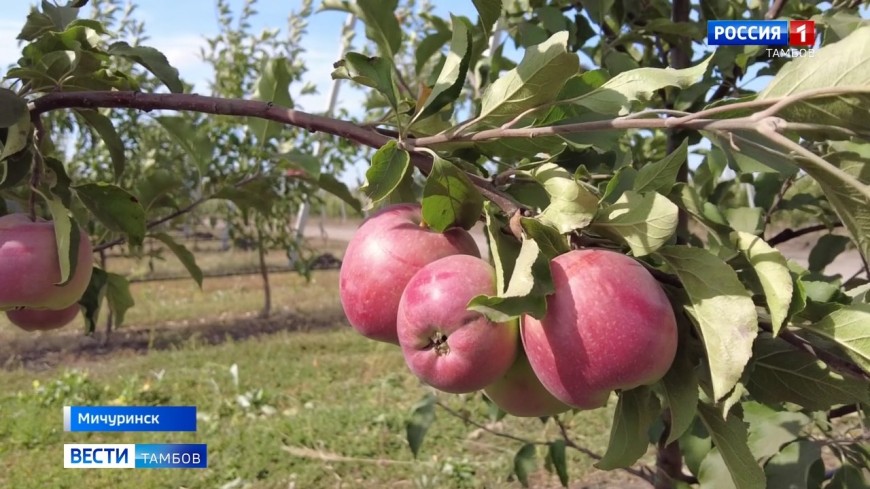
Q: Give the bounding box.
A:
[763,175,795,228]
[434,400,549,446]
[93,175,260,252]
[554,416,656,484]
[774,327,870,382]
[757,120,870,202]
[828,404,860,419]
[28,113,47,221]
[768,222,843,246]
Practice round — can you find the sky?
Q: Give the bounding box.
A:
[0,1,485,186]
[1,2,866,188]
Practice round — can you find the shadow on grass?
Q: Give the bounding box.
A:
[0,308,348,371]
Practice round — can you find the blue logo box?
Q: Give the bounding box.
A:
[707,20,788,46]
[63,406,197,432]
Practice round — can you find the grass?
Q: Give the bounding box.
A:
[0,242,638,489]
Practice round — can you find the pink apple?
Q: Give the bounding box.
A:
[0,213,93,310]
[484,347,571,417]
[522,249,677,410]
[339,203,480,344]
[6,303,80,331]
[397,254,518,394]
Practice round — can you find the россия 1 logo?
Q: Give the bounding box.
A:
[707,20,816,58]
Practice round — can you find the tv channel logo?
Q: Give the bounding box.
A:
[707,20,815,47]
[64,443,208,469]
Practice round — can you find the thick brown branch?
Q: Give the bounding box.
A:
[30,91,522,217]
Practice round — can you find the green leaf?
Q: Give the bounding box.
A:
[0,89,27,129]
[808,234,852,273]
[0,115,31,162]
[467,235,552,321]
[405,393,435,458]
[601,167,636,204]
[724,207,763,235]
[154,117,213,173]
[527,163,598,233]
[317,173,362,214]
[1,146,33,190]
[332,53,399,112]
[42,194,80,286]
[43,157,73,208]
[519,218,569,258]
[151,232,203,288]
[743,402,811,462]
[105,272,134,327]
[801,304,870,375]
[705,130,799,176]
[698,448,738,489]
[75,109,125,180]
[548,440,569,487]
[107,41,183,93]
[415,31,451,74]
[828,463,870,489]
[17,8,56,41]
[212,179,277,217]
[661,343,699,445]
[574,56,712,115]
[634,139,687,195]
[657,246,758,402]
[362,141,411,204]
[757,26,870,135]
[747,336,870,411]
[595,386,660,470]
[413,15,472,123]
[357,0,402,59]
[74,183,146,247]
[483,202,521,294]
[472,0,501,37]
[477,31,579,126]
[795,151,870,263]
[249,58,294,143]
[421,155,484,232]
[41,0,79,31]
[763,440,822,489]
[513,443,536,488]
[697,403,766,489]
[274,150,321,179]
[78,267,108,334]
[732,232,793,335]
[593,191,679,256]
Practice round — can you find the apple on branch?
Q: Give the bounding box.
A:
[522,249,678,410]
[339,203,480,344]
[483,345,571,417]
[6,303,80,331]
[397,254,518,394]
[0,213,93,311]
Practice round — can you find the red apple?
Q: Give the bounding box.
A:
[0,213,93,310]
[483,347,571,417]
[339,203,480,344]
[397,254,518,393]
[6,303,80,331]
[522,249,677,410]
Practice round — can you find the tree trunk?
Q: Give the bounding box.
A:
[257,228,271,318]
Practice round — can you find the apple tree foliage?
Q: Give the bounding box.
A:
[2,0,870,487]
